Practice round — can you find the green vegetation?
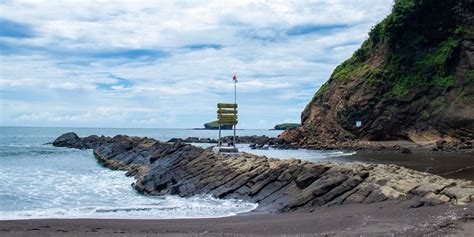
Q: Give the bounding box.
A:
[415,38,460,75]
[315,0,464,102]
[204,121,232,130]
[433,75,456,89]
[315,82,329,96]
[468,70,474,82]
[430,99,448,116]
[386,37,460,98]
[302,0,472,141]
[274,123,301,130]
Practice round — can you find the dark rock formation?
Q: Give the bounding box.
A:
[204,121,232,130]
[52,132,86,149]
[53,132,474,212]
[167,135,284,147]
[282,0,474,149]
[168,137,218,144]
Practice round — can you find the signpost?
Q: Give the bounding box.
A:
[217,103,238,147]
[214,74,239,154]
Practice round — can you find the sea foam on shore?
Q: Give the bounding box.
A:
[0,127,259,220]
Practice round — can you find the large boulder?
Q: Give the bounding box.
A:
[52,132,85,149]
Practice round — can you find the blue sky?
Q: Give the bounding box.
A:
[0,1,393,128]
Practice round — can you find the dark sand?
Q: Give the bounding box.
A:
[1,201,473,236]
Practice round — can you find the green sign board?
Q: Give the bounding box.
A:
[217,109,237,114]
[218,103,237,109]
[218,114,237,120]
[217,103,238,126]
[218,120,238,125]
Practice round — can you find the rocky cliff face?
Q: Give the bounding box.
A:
[53,133,474,212]
[282,0,474,149]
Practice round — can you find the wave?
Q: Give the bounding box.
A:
[0,195,258,220]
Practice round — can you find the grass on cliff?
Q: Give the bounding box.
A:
[317,0,465,101]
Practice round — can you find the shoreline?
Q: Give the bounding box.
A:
[1,201,473,236]
[52,133,474,211]
[1,132,473,236]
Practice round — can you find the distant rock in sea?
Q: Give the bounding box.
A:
[204,120,232,130]
[274,123,301,130]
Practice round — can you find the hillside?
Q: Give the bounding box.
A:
[282,0,474,149]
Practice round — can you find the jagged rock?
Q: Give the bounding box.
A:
[52,132,474,213]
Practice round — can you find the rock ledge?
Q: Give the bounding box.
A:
[53,132,474,212]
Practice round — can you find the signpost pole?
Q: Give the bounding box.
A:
[233,76,237,147]
[218,124,221,147]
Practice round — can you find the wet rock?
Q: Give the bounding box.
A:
[167,135,283,148]
[53,133,474,213]
[52,132,85,149]
[400,148,412,154]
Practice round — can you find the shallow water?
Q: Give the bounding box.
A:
[0,127,264,220]
[344,151,474,181]
[0,126,355,220]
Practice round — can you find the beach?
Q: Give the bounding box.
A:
[2,201,473,236]
[1,128,473,236]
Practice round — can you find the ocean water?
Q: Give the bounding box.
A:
[0,126,353,220]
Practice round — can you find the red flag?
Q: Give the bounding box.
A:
[232,73,238,82]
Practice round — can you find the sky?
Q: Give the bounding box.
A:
[0,0,393,129]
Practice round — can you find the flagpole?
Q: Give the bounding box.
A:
[233,74,237,148]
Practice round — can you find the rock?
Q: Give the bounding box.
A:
[280,1,474,151]
[436,139,446,149]
[52,132,85,149]
[204,121,232,130]
[166,135,282,147]
[400,148,412,154]
[52,133,474,213]
[274,123,301,130]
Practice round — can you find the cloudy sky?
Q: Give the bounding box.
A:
[0,0,393,128]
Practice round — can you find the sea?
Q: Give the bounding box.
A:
[0,126,355,220]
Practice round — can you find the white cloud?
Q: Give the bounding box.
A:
[0,0,393,128]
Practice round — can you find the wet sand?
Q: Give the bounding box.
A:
[341,151,474,181]
[1,201,473,236]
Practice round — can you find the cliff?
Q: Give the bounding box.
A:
[282,0,474,149]
[53,132,474,212]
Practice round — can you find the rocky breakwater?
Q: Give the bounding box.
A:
[168,135,283,145]
[53,132,474,212]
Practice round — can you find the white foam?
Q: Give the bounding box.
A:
[0,147,257,220]
[1,195,258,220]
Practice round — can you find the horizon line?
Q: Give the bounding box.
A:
[0,125,281,130]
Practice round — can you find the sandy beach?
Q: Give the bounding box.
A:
[2,201,473,236]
